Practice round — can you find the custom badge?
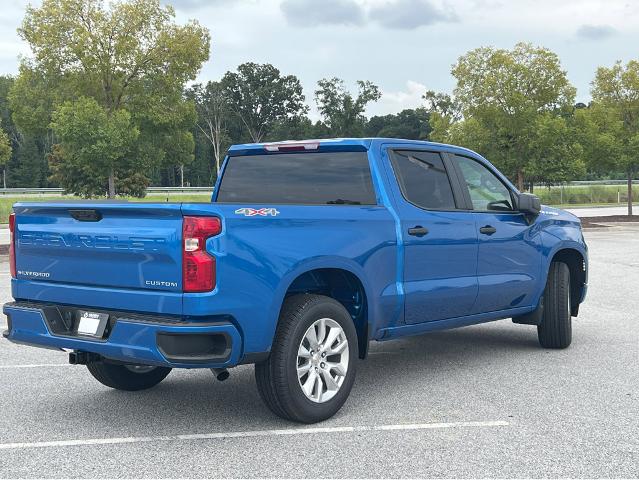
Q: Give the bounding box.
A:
[235,208,280,217]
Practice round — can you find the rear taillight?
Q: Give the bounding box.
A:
[9,213,15,278]
[182,216,221,293]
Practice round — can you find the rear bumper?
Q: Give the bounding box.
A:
[3,302,243,368]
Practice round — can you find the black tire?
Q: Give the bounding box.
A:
[537,261,572,349]
[255,294,358,423]
[87,362,171,391]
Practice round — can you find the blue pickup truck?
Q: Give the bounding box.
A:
[3,138,588,423]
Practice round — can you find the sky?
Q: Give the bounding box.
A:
[1,0,638,120]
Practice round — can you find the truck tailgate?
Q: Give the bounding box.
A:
[13,202,184,298]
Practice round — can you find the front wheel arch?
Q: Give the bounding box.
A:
[549,248,586,316]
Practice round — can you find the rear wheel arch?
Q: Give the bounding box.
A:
[281,267,370,359]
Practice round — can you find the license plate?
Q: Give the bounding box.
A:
[77,311,109,337]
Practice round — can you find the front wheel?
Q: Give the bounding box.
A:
[537,262,572,349]
[255,294,358,423]
[87,361,171,391]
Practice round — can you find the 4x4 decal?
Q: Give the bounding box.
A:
[234,207,280,217]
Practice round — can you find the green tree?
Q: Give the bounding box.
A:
[189,81,231,177]
[423,90,462,145]
[2,75,55,189]
[189,124,216,187]
[8,66,59,144]
[423,90,461,122]
[265,115,316,142]
[366,108,431,139]
[221,63,308,143]
[0,76,18,187]
[0,124,11,188]
[434,43,577,190]
[9,136,48,187]
[527,113,585,188]
[135,91,197,188]
[573,105,622,176]
[50,97,139,197]
[315,78,381,137]
[13,0,210,197]
[0,77,17,143]
[591,60,639,215]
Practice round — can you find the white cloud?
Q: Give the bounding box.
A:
[367,80,428,116]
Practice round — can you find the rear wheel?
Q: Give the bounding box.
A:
[87,361,171,391]
[255,294,357,423]
[537,261,572,349]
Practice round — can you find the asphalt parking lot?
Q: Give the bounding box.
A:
[0,225,637,478]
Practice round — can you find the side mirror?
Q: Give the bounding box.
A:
[517,193,541,217]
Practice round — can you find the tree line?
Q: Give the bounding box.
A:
[0,0,637,213]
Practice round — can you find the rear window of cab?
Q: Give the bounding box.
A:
[216,152,376,205]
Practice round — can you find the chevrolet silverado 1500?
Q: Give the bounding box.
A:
[3,138,588,423]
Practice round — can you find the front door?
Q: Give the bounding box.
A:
[451,154,542,313]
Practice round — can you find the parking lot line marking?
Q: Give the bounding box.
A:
[0,420,509,450]
[0,363,71,369]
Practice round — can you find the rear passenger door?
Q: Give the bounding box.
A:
[387,149,479,324]
[450,154,541,313]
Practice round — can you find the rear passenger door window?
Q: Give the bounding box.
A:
[390,150,457,210]
[454,155,514,212]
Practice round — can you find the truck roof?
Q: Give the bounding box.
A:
[227,137,475,155]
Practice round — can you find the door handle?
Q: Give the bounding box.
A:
[479,225,497,235]
[408,226,429,237]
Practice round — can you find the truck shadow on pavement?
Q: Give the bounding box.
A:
[58,320,543,430]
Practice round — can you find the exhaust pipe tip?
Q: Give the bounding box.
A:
[211,368,230,382]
